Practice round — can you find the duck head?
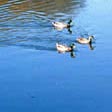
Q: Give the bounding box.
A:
[68,19,72,24]
[70,43,75,50]
[89,36,94,40]
[67,19,72,27]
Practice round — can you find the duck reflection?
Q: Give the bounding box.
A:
[67,27,72,34]
[88,41,95,50]
[70,51,75,58]
[57,50,76,58]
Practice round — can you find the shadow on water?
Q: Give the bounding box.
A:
[0,0,86,52]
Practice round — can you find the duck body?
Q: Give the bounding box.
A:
[56,43,75,53]
[52,22,69,29]
[52,19,72,29]
[76,38,90,44]
[76,36,94,44]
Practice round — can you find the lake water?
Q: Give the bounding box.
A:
[0,0,112,112]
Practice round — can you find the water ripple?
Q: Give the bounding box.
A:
[0,0,86,51]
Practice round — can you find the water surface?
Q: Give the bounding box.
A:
[0,0,112,112]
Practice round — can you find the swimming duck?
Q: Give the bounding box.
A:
[56,43,75,53]
[76,36,94,44]
[52,19,72,29]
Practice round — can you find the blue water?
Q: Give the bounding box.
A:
[0,0,112,112]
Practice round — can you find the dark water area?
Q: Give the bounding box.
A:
[0,0,112,112]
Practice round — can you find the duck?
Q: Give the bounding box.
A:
[76,36,94,44]
[52,19,72,29]
[56,43,75,53]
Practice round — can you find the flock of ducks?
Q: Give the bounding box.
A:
[52,19,95,56]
